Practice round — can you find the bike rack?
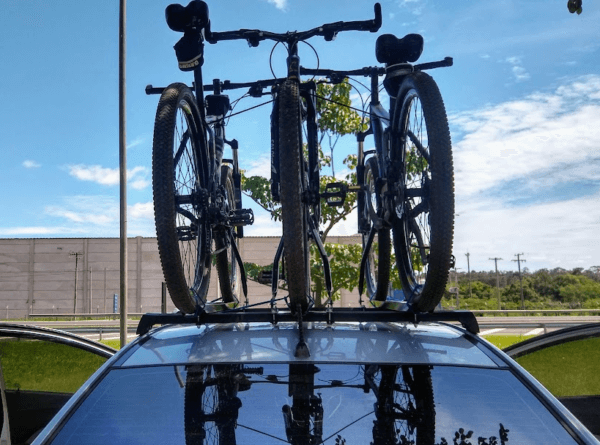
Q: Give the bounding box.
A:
[136,307,479,336]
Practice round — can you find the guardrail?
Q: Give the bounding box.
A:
[469,309,600,315]
[27,313,147,320]
[26,308,600,320]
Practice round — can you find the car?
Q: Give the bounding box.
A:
[28,309,599,445]
[0,323,115,445]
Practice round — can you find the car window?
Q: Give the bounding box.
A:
[0,337,106,394]
[0,336,108,445]
[0,357,11,445]
[49,364,578,445]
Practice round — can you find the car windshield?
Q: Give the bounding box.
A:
[49,364,576,445]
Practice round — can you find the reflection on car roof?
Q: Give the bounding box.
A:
[121,322,498,368]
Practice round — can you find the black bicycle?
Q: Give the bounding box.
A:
[149,2,255,314]
[353,36,455,312]
[301,37,455,311]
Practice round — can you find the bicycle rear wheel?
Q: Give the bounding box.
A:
[391,72,454,312]
[278,79,310,314]
[152,83,211,314]
[214,165,241,305]
[362,157,391,303]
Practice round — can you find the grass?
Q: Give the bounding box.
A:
[482,334,535,349]
[99,339,121,349]
[0,339,107,393]
[515,337,600,397]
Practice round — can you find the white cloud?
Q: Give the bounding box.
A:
[67,164,150,190]
[0,196,156,238]
[129,202,154,220]
[505,56,530,82]
[243,155,271,178]
[266,0,286,11]
[22,160,41,168]
[397,0,423,15]
[126,136,145,150]
[243,213,281,237]
[0,226,82,236]
[450,75,600,271]
[130,178,151,190]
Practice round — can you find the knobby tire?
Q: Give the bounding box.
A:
[278,80,310,314]
[391,72,454,312]
[152,83,211,314]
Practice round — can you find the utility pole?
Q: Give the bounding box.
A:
[70,252,83,314]
[452,268,462,309]
[489,257,503,310]
[512,253,526,310]
[465,252,472,299]
[119,0,128,348]
[89,266,93,314]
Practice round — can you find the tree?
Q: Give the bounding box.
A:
[242,79,368,306]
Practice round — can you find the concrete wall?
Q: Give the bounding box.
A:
[0,236,361,319]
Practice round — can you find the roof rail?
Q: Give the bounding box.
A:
[137,308,479,336]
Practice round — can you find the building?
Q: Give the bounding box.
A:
[0,236,361,319]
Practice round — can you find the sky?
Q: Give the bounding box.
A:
[1,0,599,274]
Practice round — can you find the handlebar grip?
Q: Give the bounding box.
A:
[373,3,382,32]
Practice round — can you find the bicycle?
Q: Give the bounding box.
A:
[150,0,382,315]
[300,38,455,311]
[149,2,255,314]
[351,36,455,312]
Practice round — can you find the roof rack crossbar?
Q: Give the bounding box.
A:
[137,309,479,336]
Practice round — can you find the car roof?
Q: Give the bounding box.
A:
[119,321,502,368]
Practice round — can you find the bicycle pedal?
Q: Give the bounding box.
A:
[322,182,347,207]
[229,208,255,226]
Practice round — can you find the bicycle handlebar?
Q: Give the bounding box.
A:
[205,3,381,46]
[144,56,452,97]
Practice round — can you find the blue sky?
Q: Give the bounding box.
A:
[1,0,599,273]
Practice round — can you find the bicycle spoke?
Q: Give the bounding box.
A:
[174,129,190,168]
[406,129,430,163]
[408,217,429,266]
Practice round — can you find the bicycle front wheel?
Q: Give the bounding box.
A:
[391,72,454,312]
[362,156,391,303]
[278,79,310,314]
[152,83,211,314]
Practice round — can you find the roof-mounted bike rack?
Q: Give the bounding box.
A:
[136,307,479,336]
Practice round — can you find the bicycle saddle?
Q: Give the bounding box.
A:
[165,1,209,33]
[375,33,424,65]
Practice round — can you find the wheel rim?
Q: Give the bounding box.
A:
[397,92,431,292]
[364,163,381,296]
[173,103,209,298]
